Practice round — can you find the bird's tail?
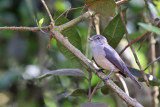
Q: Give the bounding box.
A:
[125,68,141,89]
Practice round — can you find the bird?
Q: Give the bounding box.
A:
[88,35,141,88]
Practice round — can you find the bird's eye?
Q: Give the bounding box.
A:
[97,37,100,39]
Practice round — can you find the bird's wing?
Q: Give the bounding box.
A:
[104,45,141,88]
[103,46,126,75]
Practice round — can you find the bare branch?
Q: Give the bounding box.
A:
[88,70,108,102]
[41,0,55,26]
[58,11,94,31]
[119,6,149,86]
[0,26,50,32]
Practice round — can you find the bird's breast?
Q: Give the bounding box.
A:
[92,45,119,71]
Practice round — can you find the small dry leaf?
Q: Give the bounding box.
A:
[85,0,116,18]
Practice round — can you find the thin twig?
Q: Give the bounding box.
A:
[85,19,92,57]
[144,57,160,71]
[88,70,108,102]
[116,0,131,6]
[137,33,151,51]
[55,6,83,22]
[0,26,50,32]
[119,32,151,55]
[115,74,129,96]
[88,80,102,102]
[57,11,93,31]
[119,6,149,86]
[66,6,83,17]
[88,70,92,98]
[41,0,54,26]
[47,33,53,49]
[94,15,100,35]
[55,7,71,22]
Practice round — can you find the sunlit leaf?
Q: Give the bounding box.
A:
[38,69,86,80]
[128,67,160,86]
[53,12,82,65]
[65,89,88,97]
[85,0,116,18]
[153,1,160,15]
[138,22,160,35]
[102,8,127,48]
[81,102,109,107]
[38,18,44,27]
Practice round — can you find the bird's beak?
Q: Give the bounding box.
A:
[88,38,93,41]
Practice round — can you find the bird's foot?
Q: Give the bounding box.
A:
[104,77,110,82]
[95,69,104,74]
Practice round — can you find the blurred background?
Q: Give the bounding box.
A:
[0,0,160,107]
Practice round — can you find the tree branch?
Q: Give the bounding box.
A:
[58,11,93,31]
[52,31,143,107]
[0,7,143,106]
[0,0,129,32]
[0,26,50,32]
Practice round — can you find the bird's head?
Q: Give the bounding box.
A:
[88,35,107,46]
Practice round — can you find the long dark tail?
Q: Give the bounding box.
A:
[125,68,141,89]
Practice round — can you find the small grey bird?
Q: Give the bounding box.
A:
[89,35,141,88]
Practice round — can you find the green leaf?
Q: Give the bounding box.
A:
[128,67,160,86]
[85,0,116,18]
[138,22,160,35]
[81,102,109,107]
[102,8,127,48]
[101,85,110,95]
[53,12,82,64]
[38,18,44,27]
[38,69,86,80]
[65,89,88,97]
[100,82,119,95]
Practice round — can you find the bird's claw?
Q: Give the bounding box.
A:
[104,77,110,82]
[95,69,104,74]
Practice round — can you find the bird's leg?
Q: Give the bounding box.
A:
[104,68,114,81]
[95,69,105,74]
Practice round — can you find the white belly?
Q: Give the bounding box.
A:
[92,45,119,71]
